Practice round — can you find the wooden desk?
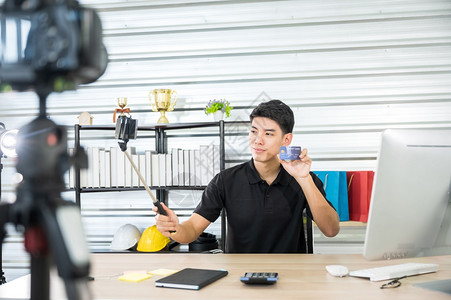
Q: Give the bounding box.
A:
[0,253,450,299]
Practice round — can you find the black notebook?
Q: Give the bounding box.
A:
[155,268,228,290]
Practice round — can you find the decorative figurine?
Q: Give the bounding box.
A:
[78,112,94,125]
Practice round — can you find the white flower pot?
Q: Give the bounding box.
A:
[213,111,224,121]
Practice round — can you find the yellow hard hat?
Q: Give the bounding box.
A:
[137,225,170,252]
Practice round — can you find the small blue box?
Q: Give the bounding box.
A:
[280,146,302,161]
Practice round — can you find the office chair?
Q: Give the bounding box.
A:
[302,211,314,254]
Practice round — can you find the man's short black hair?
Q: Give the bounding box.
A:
[250,99,295,134]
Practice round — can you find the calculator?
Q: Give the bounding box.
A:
[240,272,278,284]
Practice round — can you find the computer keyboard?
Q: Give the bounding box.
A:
[349,262,439,281]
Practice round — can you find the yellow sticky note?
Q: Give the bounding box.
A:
[118,273,152,282]
[148,268,178,276]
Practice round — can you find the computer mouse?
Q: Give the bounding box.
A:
[325,265,349,277]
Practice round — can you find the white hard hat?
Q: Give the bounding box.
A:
[110,224,142,251]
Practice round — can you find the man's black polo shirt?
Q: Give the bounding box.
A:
[194,159,332,253]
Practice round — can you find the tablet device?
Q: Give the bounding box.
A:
[155,268,228,290]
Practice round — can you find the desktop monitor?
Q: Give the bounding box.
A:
[363,128,451,261]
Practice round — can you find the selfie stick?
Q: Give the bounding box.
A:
[122,150,167,216]
[115,115,174,233]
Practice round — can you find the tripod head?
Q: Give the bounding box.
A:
[16,117,68,186]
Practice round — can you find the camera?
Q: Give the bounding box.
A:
[0,0,108,92]
[0,1,108,299]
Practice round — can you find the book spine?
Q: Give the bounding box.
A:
[151,153,160,186]
[110,147,118,187]
[194,149,201,186]
[189,149,196,186]
[178,149,185,186]
[99,148,106,188]
[145,150,152,187]
[171,148,179,186]
[125,153,132,188]
[92,147,101,188]
[131,154,140,187]
[183,149,190,186]
[139,154,146,188]
[117,149,126,187]
[159,153,166,186]
[87,147,93,188]
[105,150,111,188]
[166,153,173,186]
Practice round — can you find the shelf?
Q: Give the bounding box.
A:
[339,221,367,227]
[77,120,249,131]
[77,186,207,193]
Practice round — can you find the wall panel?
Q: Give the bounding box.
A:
[1,0,451,281]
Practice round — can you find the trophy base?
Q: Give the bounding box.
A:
[157,111,169,123]
[157,116,169,123]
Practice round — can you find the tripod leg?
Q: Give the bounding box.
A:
[25,226,50,300]
[30,255,50,300]
[0,163,6,285]
[38,202,91,300]
[64,278,91,300]
[0,230,6,285]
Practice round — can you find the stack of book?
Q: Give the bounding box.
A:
[68,144,221,189]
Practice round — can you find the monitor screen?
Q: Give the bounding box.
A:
[363,129,451,260]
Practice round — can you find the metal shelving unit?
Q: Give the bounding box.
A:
[73,121,227,249]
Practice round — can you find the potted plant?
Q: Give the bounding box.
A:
[204,99,233,120]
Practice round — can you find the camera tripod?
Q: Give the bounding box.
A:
[0,90,91,300]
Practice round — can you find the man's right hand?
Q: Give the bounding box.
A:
[153,203,179,237]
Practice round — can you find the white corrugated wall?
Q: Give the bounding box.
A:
[1,0,451,281]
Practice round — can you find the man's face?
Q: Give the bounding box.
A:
[249,117,291,163]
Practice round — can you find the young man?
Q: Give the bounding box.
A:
[154,100,340,253]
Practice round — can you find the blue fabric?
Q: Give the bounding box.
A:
[314,171,350,221]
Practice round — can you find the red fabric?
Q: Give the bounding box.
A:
[24,227,49,256]
[347,171,374,223]
[113,108,130,122]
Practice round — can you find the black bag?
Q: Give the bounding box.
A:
[189,232,219,252]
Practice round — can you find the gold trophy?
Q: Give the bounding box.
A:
[148,89,177,123]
